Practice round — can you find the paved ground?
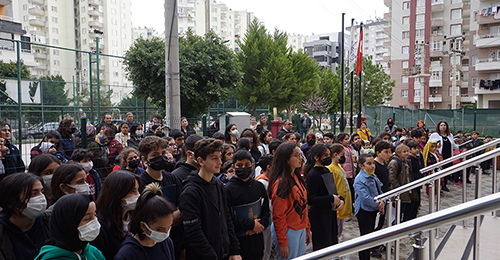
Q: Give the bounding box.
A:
[301,170,497,260]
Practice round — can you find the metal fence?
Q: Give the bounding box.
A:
[364,105,500,137]
[0,38,163,166]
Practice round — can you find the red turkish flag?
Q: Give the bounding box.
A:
[356,26,363,76]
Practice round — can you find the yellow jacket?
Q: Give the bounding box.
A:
[327,163,353,219]
[357,129,372,141]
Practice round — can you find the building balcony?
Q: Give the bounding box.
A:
[30,30,45,37]
[475,59,500,71]
[430,50,443,57]
[89,20,104,29]
[429,79,442,87]
[29,19,46,27]
[431,18,444,27]
[431,3,445,12]
[36,64,47,71]
[88,9,102,17]
[429,94,443,102]
[475,84,500,95]
[32,0,44,6]
[34,52,47,59]
[383,41,391,48]
[90,42,105,50]
[460,94,474,103]
[28,7,45,17]
[88,0,102,6]
[477,15,500,25]
[383,26,391,35]
[461,81,468,88]
[476,35,500,48]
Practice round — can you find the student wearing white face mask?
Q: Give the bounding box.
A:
[72,148,103,201]
[115,183,175,260]
[34,194,105,260]
[0,173,48,260]
[28,154,62,204]
[92,170,141,260]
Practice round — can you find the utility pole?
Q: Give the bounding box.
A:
[165,0,181,128]
[444,34,466,110]
[409,41,430,109]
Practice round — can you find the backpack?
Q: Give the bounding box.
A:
[393,157,403,176]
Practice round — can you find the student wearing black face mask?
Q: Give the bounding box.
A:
[304,144,345,251]
[225,150,270,260]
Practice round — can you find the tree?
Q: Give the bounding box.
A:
[30,75,71,123]
[238,21,320,118]
[0,60,30,104]
[124,31,241,120]
[345,56,394,110]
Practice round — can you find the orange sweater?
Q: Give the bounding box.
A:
[271,174,310,247]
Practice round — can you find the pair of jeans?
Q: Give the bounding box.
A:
[271,223,306,260]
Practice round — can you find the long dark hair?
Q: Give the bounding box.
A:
[130,123,143,138]
[38,130,62,150]
[303,144,329,178]
[28,154,61,176]
[224,123,236,143]
[96,170,141,238]
[335,132,349,144]
[268,142,305,199]
[0,173,42,216]
[259,129,271,145]
[51,164,85,205]
[240,128,260,151]
[436,120,450,136]
[57,119,74,137]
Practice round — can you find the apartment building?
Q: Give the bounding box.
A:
[304,33,347,72]
[385,0,473,109]
[132,26,164,40]
[288,33,310,53]
[470,0,500,108]
[0,0,37,70]
[17,0,134,104]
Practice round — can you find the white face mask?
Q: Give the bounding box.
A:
[79,161,93,172]
[22,194,47,219]
[66,183,90,195]
[122,194,139,212]
[42,175,53,189]
[78,217,101,241]
[144,222,170,243]
[135,130,144,137]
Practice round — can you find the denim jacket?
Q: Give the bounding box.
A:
[354,169,384,215]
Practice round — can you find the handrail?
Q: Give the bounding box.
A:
[375,147,500,202]
[295,192,500,260]
[419,138,500,173]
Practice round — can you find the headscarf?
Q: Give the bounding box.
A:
[423,141,437,167]
[47,194,93,252]
[40,142,53,154]
[86,123,96,138]
[417,120,425,129]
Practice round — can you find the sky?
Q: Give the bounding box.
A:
[130,0,389,36]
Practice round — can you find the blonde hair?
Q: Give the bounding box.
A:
[395,144,409,155]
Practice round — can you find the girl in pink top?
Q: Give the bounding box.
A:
[336,133,356,205]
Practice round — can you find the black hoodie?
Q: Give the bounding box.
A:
[0,213,47,260]
[115,236,175,260]
[225,177,269,258]
[179,173,240,260]
[171,161,198,183]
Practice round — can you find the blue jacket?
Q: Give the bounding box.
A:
[59,135,75,160]
[354,169,384,215]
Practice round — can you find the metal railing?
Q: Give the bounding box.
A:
[294,192,500,260]
[372,146,500,260]
[419,138,500,173]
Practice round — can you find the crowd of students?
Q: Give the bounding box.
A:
[0,115,496,260]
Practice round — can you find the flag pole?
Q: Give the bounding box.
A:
[350,19,354,134]
[340,13,345,132]
[358,23,363,129]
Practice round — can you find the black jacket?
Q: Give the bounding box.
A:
[181,127,196,139]
[179,173,240,260]
[127,136,141,150]
[171,161,198,183]
[115,236,175,260]
[1,141,25,180]
[0,213,47,260]
[91,222,128,260]
[276,127,294,140]
[225,177,269,257]
[409,154,424,180]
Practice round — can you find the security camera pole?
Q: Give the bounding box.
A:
[165,0,181,128]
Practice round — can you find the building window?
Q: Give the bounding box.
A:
[402,31,410,39]
[111,0,116,3]
[403,16,410,24]
[122,33,126,39]
[416,29,425,37]
[403,2,410,9]
[417,0,425,6]
[402,76,409,83]
[121,3,125,8]
[122,23,126,29]
[52,28,58,34]
[52,39,59,45]
[402,46,409,54]
[51,6,57,12]
[121,13,125,18]
[472,77,478,87]
[402,90,409,97]
[53,60,60,66]
[81,6,85,13]
[416,14,425,22]
[451,0,461,3]
[82,28,86,34]
[212,8,217,13]
[450,56,461,65]
[113,71,119,77]
[431,71,442,80]
[450,24,461,35]
[473,34,478,44]
[112,19,117,25]
[212,17,217,22]
[490,26,500,37]
[113,61,118,67]
[112,40,118,46]
[451,9,462,20]
[23,4,27,10]
[430,41,442,51]
[111,8,116,15]
[23,15,27,21]
[403,61,409,68]
[82,17,86,23]
[53,50,59,55]
[472,55,477,66]
[112,29,117,36]
[52,17,58,23]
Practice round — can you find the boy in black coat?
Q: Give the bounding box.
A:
[179,138,241,260]
[225,150,270,260]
